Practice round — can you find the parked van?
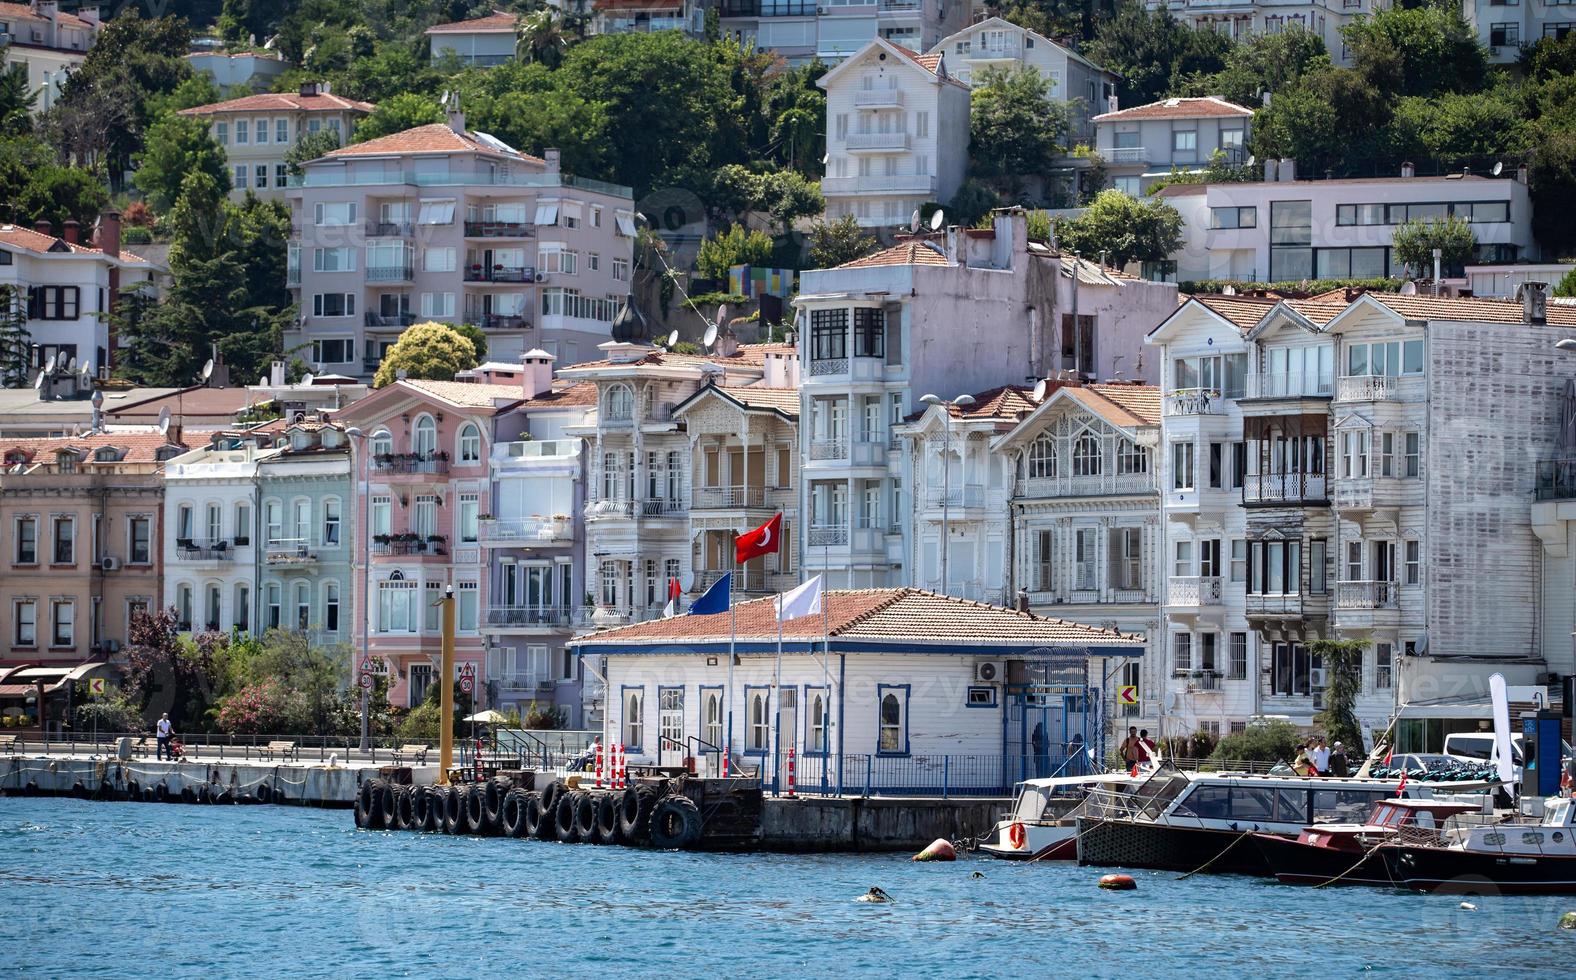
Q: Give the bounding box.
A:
[1443,732,1524,766]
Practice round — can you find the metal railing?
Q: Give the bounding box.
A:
[639,498,686,518]
[692,486,767,509]
[808,524,848,547]
[1016,472,1156,498]
[174,541,232,561]
[366,221,414,237]
[808,358,848,376]
[1336,375,1398,402]
[925,484,985,508]
[365,311,415,328]
[1164,388,1224,416]
[1536,457,1576,502]
[1243,472,1328,504]
[373,537,446,556]
[479,517,571,545]
[1244,372,1334,399]
[366,265,415,283]
[484,606,573,628]
[846,132,911,152]
[9,730,439,766]
[372,453,449,474]
[1107,146,1148,165]
[1335,579,1397,610]
[809,438,849,460]
[474,313,530,331]
[463,221,533,238]
[265,538,325,563]
[792,754,1076,798]
[464,265,535,283]
[1168,575,1223,606]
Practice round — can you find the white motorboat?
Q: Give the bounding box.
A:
[978,771,1148,861]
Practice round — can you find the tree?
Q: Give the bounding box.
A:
[453,322,489,362]
[1342,4,1488,100]
[1209,719,1304,764]
[1555,268,1576,299]
[0,284,31,388]
[1391,214,1476,277]
[372,322,479,388]
[122,607,218,730]
[1052,189,1184,267]
[696,224,775,281]
[1086,3,1230,107]
[285,128,342,176]
[0,61,36,139]
[947,178,1003,227]
[969,65,1069,182]
[516,9,568,68]
[352,93,446,144]
[1312,639,1369,752]
[1192,25,1331,108]
[133,113,233,214]
[806,215,877,269]
[11,164,111,232]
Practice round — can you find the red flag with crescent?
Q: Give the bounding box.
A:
[736,512,783,564]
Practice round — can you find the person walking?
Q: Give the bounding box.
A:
[1120,727,1142,771]
[1137,729,1156,765]
[1328,741,1350,778]
[155,713,172,761]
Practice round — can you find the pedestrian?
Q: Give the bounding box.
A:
[1031,721,1048,778]
[156,713,172,761]
[1137,729,1156,765]
[1310,736,1331,775]
[568,735,601,773]
[1293,741,1316,777]
[1120,726,1142,771]
[1328,740,1350,778]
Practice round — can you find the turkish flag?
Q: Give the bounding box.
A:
[736,512,783,564]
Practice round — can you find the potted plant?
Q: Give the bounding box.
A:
[426,534,446,544]
[373,533,391,545]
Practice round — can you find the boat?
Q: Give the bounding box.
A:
[1074,768,1497,878]
[1379,795,1576,894]
[1252,798,1489,887]
[977,772,1145,861]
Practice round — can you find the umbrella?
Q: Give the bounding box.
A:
[464,710,508,724]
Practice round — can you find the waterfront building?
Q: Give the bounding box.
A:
[1140,0,1385,66]
[424,10,519,67]
[0,1,100,114]
[1092,96,1254,198]
[178,84,374,203]
[0,432,183,668]
[818,37,971,229]
[719,0,969,66]
[256,420,355,647]
[285,108,636,380]
[591,0,707,34]
[336,377,526,708]
[793,209,1178,590]
[1464,263,1575,300]
[571,588,1144,792]
[1156,168,1536,285]
[2,212,157,377]
[1461,0,1573,64]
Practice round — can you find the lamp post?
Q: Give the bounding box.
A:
[344,425,370,754]
[918,392,975,594]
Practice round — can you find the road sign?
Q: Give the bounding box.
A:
[88,678,106,696]
[360,659,372,673]
[358,673,373,689]
[459,677,474,694]
[1118,685,1139,706]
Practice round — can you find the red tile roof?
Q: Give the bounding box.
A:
[401,379,527,408]
[524,381,599,408]
[1355,292,1576,326]
[0,2,95,29]
[105,387,263,421]
[0,432,186,466]
[1189,294,1281,332]
[714,384,801,416]
[0,224,147,264]
[947,385,1038,422]
[573,589,1144,648]
[559,345,772,371]
[178,92,374,116]
[1081,383,1162,427]
[424,10,520,33]
[833,240,952,270]
[325,122,540,162]
[1093,96,1254,123]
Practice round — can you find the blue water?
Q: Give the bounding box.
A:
[1,798,1573,977]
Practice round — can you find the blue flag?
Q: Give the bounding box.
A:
[689,572,730,615]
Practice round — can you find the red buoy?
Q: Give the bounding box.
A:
[1098,874,1137,890]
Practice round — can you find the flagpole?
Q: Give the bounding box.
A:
[726,571,735,779]
[822,582,831,793]
[773,572,783,798]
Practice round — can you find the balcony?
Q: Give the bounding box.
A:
[1016,472,1156,498]
[1243,373,1334,400]
[365,312,415,329]
[366,265,415,283]
[474,313,531,331]
[366,221,414,237]
[287,267,300,286]
[639,498,687,519]
[1335,375,1398,402]
[1164,388,1225,417]
[1108,147,1149,165]
[464,221,533,239]
[924,484,986,509]
[1168,575,1223,607]
[1243,472,1328,506]
[584,498,685,520]
[820,175,935,196]
[1335,580,1397,610]
[1174,669,1223,692]
[853,89,904,109]
[966,42,1022,60]
[479,517,572,547]
[693,568,797,594]
[265,538,323,565]
[174,540,232,562]
[692,486,769,509]
[464,265,535,284]
[372,535,447,557]
[484,606,573,629]
[845,132,911,152]
[808,358,848,377]
[1245,593,1327,622]
[1536,457,1576,502]
[809,438,849,461]
[808,525,848,548]
[372,452,449,475]
[1333,476,1414,514]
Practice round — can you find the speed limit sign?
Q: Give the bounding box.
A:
[358,673,373,689]
[459,676,474,694]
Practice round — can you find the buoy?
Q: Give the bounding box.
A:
[856,887,893,904]
[913,838,957,862]
[1098,874,1138,890]
[1558,911,1576,930]
[1459,902,1477,911]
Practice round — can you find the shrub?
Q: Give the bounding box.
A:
[1209,719,1304,764]
[75,694,143,733]
[215,680,305,735]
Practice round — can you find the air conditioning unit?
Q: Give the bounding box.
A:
[974,660,1004,683]
[100,556,120,571]
[533,271,547,283]
[1309,668,1327,688]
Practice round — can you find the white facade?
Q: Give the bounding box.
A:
[184,51,289,92]
[1093,97,1254,197]
[720,0,969,65]
[0,1,99,113]
[819,38,971,227]
[1143,0,1386,66]
[1159,170,1536,285]
[1465,263,1573,300]
[1461,0,1573,63]
[425,13,518,67]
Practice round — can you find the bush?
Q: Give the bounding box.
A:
[1177,277,1403,296]
[215,680,304,735]
[75,694,143,733]
[121,226,153,245]
[1209,719,1304,764]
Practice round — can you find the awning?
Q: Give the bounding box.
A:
[535,202,560,226]
[614,211,637,237]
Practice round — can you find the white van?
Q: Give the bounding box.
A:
[1443,732,1524,766]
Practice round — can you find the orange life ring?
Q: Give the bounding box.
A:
[1008,822,1026,849]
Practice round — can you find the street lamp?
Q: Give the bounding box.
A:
[919,392,975,595]
[344,425,370,753]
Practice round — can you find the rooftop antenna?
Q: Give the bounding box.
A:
[200,358,214,384]
[301,372,316,386]
[1492,161,1504,177]
[929,209,946,232]
[910,209,922,234]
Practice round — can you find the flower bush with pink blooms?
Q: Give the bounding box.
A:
[215,680,306,735]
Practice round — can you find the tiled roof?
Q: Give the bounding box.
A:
[1093,96,1254,122]
[739,342,797,357]
[400,379,526,408]
[105,387,261,421]
[1082,383,1162,427]
[833,240,952,270]
[716,385,801,416]
[939,385,1037,422]
[560,345,771,371]
[178,92,374,116]
[1356,292,1576,326]
[0,224,146,264]
[325,123,542,162]
[1190,294,1281,332]
[0,2,95,29]
[0,432,187,465]
[524,381,599,408]
[573,589,1144,648]
[424,10,520,33]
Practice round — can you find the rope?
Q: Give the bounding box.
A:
[1311,840,1393,889]
[1175,829,1256,880]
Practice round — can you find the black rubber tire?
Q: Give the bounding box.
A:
[539,779,564,816]
[179,785,197,804]
[142,786,154,803]
[484,779,508,827]
[153,781,169,803]
[254,782,271,805]
[395,786,415,829]
[443,786,464,834]
[620,786,659,842]
[594,793,622,845]
[648,795,704,850]
[97,779,114,799]
[126,779,140,800]
[573,792,599,842]
[501,789,529,837]
[554,790,581,843]
[377,782,399,827]
[354,796,370,829]
[71,780,88,799]
[460,784,487,835]
[360,780,386,829]
[213,787,234,805]
[198,784,213,804]
[358,778,378,816]
[410,786,430,829]
[524,792,547,839]
[24,779,38,796]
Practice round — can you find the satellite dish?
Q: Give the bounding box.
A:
[259,375,269,387]
[1222,284,1237,296]
[702,324,719,350]
[666,329,679,347]
[1246,154,1256,168]
[33,370,44,390]
[929,209,945,231]
[1032,378,1048,403]
[1492,161,1504,177]
[66,356,76,372]
[1412,632,1429,656]
[1400,281,1418,296]
[301,372,315,386]
[80,364,92,385]
[714,304,727,328]
[200,358,214,382]
[910,209,921,234]
[91,390,103,408]
[44,353,57,374]
[157,407,171,435]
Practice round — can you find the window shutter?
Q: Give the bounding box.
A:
[1107,528,1121,590]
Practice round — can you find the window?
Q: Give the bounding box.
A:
[747,689,768,752]
[1404,538,1421,585]
[1270,201,1313,281]
[14,599,35,646]
[235,119,248,144]
[423,247,457,273]
[1271,642,1311,697]
[1229,632,1248,680]
[254,165,269,189]
[1074,528,1097,590]
[15,516,36,563]
[612,257,629,282]
[1110,527,1142,591]
[129,516,151,563]
[323,498,341,546]
[313,202,358,226]
[1375,643,1393,690]
[413,416,438,457]
[458,424,481,463]
[1248,539,1303,596]
[313,339,353,364]
[51,600,73,647]
[1209,206,1256,229]
[1490,22,1519,45]
[605,384,634,421]
[459,493,479,543]
[215,121,228,144]
[419,293,455,319]
[810,308,848,361]
[877,686,908,754]
[1117,440,1146,474]
[31,286,80,320]
[312,247,356,273]
[1072,434,1101,476]
[1174,539,1193,578]
[264,500,282,545]
[52,516,74,564]
[1174,632,1192,671]
[1336,203,1387,226]
[312,293,356,318]
[852,307,884,358]
[807,692,828,752]
[587,252,599,272]
[276,163,288,187]
[1404,432,1420,477]
[622,689,646,750]
[1346,340,1424,379]
[377,574,414,633]
[458,581,479,631]
[1310,539,1327,594]
[1316,247,1388,280]
[1173,441,1195,490]
[276,118,289,143]
[1114,176,1142,197]
[1027,436,1056,479]
[235,502,251,545]
[1230,539,1247,582]
[1172,130,1197,157]
[417,200,456,225]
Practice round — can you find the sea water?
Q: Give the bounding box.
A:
[1,797,1572,977]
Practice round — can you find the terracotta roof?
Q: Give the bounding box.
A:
[940,385,1037,422]
[1093,96,1254,123]
[325,123,542,163]
[0,2,95,29]
[559,346,771,372]
[833,240,952,270]
[0,224,146,264]
[715,384,800,416]
[524,381,598,408]
[1354,292,1576,326]
[424,10,519,33]
[178,92,374,116]
[572,589,1144,648]
[1081,383,1162,427]
[739,342,797,356]
[1189,294,1280,332]
[400,379,526,408]
[881,42,969,90]
[0,432,186,465]
[105,387,261,421]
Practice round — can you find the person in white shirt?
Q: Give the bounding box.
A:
[1309,737,1331,775]
[156,713,173,761]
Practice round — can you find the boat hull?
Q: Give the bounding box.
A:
[1252,833,1397,888]
[1381,845,1576,895]
[979,834,1078,862]
[1075,817,1275,877]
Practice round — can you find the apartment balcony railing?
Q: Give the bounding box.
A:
[1536,457,1576,502]
[174,540,232,562]
[925,484,986,509]
[808,525,848,547]
[1243,472,1328,505]
[967,42,1022,58]
[287,267,300,286]
[808,357,849,377]
[363,357,382,374]
[1108,147,1148,165]
[484,606,573,628]
[1164,388,1225,416]
[1245,593,1325,618]
[479,517,572,546]
[809,438,849,461]
[366,221,414,237]
[474,313,531,331]
[820,174,935,195]
[464,265,535,283]
[1016,472,1157,498]
[372,536,447,557]
[1335,580,1398,610]
[265,538,325,564]
[853,89,904,108]
[639,498,687,518]
[692,486,768,509]
[366,265,415,283]
[372,452,449,474]
[584,498,685,519]
[846,132,911,152]
[586,498,635,519]
[1168,575,1223,607]
[463,221,534,238]
[1244,372,1334,399]
[1336,375,1399,402]
[365,312,416,329]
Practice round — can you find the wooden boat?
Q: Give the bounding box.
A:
[977,772,1144,861]
[1380,795,1576,895]
[1251,798,1485,887]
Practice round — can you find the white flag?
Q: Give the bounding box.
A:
[774,575,824,622]
[662,597,677,619]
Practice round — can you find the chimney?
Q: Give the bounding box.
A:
[1278,158,1296,182]
[1263,158,1278,182]
[1516,163,1530,185]
[97,210,122,369]
[445,91,465,135]
[36,2,59,21]
[521,348,556,400]
[34,218,53,238]
[299,81,320,98]
[1015,591,1030,614]
[61,219,79,245]
[544,148,561,175]
[1520,281,1548,326]
[1401,161,1416,179]
[270,360,286,387]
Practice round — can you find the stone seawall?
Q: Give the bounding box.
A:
[761,796,1003,852]
[0,755,435,807]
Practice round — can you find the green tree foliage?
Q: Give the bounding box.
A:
[74,693,144,734]
[122,607,219,731]
[1209,719,1304,765]
[1391,214,1476,276]
[1555,268,1576,298]
[947,178,1003,227]
[969,65,1070,182]
[1052,189,1184,267]
[516,9,569,68]
[285,128,342,176]
[0,61,36,139]
[1086,3,1230,107]
[1190,25,1330,108]
[398,679,474,741]
[213,630,355,736]
[1341,4,1488,100]
[807,215,878,270]
[9,160,110,232]
[452,321,489,362]
[372,321,479,388]
[352,93,446,144]
[133,113,233,214]
[0,284,31,388]
[1312,639,1369,753]
[696,224,775,281]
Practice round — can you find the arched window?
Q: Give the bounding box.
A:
[810,694,827,753]
[1027,435,1056,479]
[704,693,722,753]
[458,423,481,463]
[1073,433,1102,476]
[749,692,768,751]
[413,415,437,457]
[605,384,634,421]
[623,689,644,749]
[177,584,193,628]
[205,583,221,630]
[176,503,194,541]
[879,690,905,753]
[1117,439,1148,475]
[371,429,393,457]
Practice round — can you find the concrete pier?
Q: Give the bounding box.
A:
[761,796,1004,852]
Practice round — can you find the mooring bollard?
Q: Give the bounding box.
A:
[722,752,730,778]
[618,744,627,789]
[594,741,604,789]
[787,746,796,797]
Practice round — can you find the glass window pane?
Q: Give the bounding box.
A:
[1402,340,1423,374]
